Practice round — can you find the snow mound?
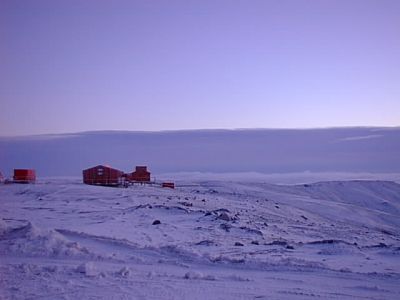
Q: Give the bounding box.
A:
[307,240,360,255]
[0,218,7,235]
[298,180,400,214]
[76,262,103,277]
[0,222,98,259]
[184,271,216,281]
[117,266,131,277]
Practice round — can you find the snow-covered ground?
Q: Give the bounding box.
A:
[1,178,400,299]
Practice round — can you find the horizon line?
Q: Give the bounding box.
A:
[1,125,400,139]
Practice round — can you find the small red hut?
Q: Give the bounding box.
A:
[130,166,151,182]
[83,165,124,186]
[13,169,36,183]
[162,182,175,189]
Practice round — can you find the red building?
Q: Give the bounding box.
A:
[13,169,36,183]
[130,166,151,182]
[83,165,124,186]
[162,182,175,189]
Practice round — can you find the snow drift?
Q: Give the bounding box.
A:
[1,178,400,299]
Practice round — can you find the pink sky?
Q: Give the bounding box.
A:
[1,0,399,136]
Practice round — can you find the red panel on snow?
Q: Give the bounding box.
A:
[13,169,36,183]
[162,182,175,189]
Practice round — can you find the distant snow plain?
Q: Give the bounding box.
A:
[0,127,399,176]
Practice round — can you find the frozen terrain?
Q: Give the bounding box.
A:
[1,178,400,299]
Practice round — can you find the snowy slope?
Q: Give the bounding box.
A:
[1,178,400,299]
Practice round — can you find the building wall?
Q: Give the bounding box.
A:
[130,171,150,182]
[129,166,151,182]
[83,165,124,186]
[13,169,36,183]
